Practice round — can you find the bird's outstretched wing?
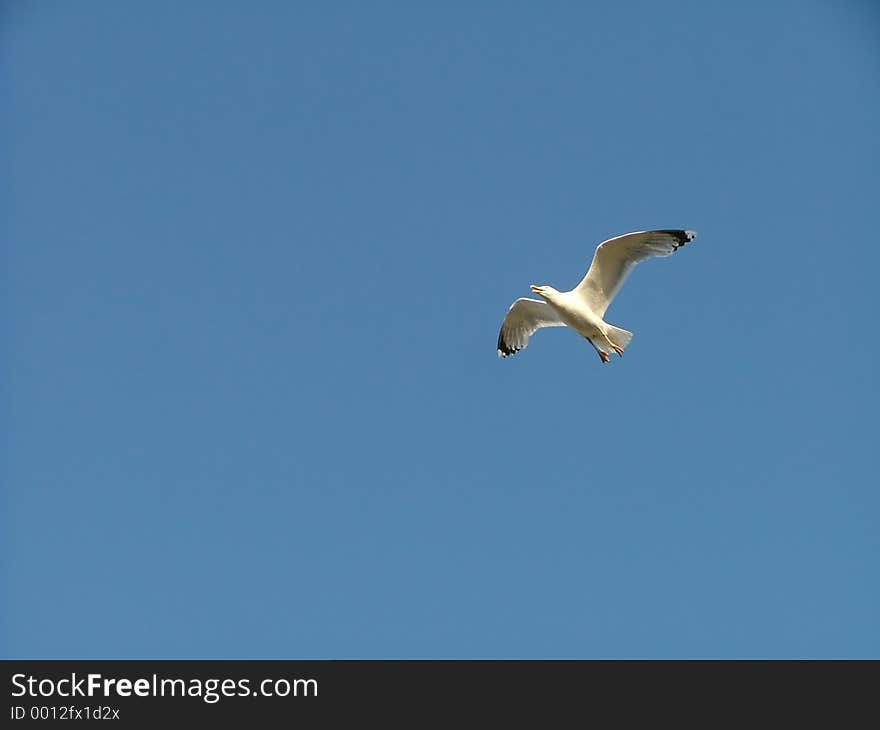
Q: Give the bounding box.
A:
[574,229,696,317]
[497,298,566,357]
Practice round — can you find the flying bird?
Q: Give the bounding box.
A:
[497,229,697,363]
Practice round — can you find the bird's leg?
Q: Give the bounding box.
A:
[587,338,611,363]
[602,333,624,357]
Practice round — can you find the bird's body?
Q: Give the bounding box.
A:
[529,287,607,343]
[497,229,697,363]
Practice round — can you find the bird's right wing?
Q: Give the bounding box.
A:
[574,229,696,317]
[497,298,566,357]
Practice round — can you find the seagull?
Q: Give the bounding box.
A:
[497,229,697,363]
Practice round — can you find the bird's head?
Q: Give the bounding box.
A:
[530,284,557,299]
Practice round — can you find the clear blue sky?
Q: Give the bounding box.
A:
[4,1,879,659]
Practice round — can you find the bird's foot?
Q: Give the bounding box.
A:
[598,351,611,363]
[602,335,624,357]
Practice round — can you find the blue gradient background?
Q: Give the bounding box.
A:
[4,1,879,658]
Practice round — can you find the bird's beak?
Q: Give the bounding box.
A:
[530,285,541,295]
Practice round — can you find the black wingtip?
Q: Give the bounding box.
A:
[656,229,697,250]
[496,331,521,358]
[496,340,517,358]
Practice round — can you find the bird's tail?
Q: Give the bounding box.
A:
[605,323,634,352]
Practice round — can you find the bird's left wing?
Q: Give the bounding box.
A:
[497,298,566,357]
[574,229,696,317]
